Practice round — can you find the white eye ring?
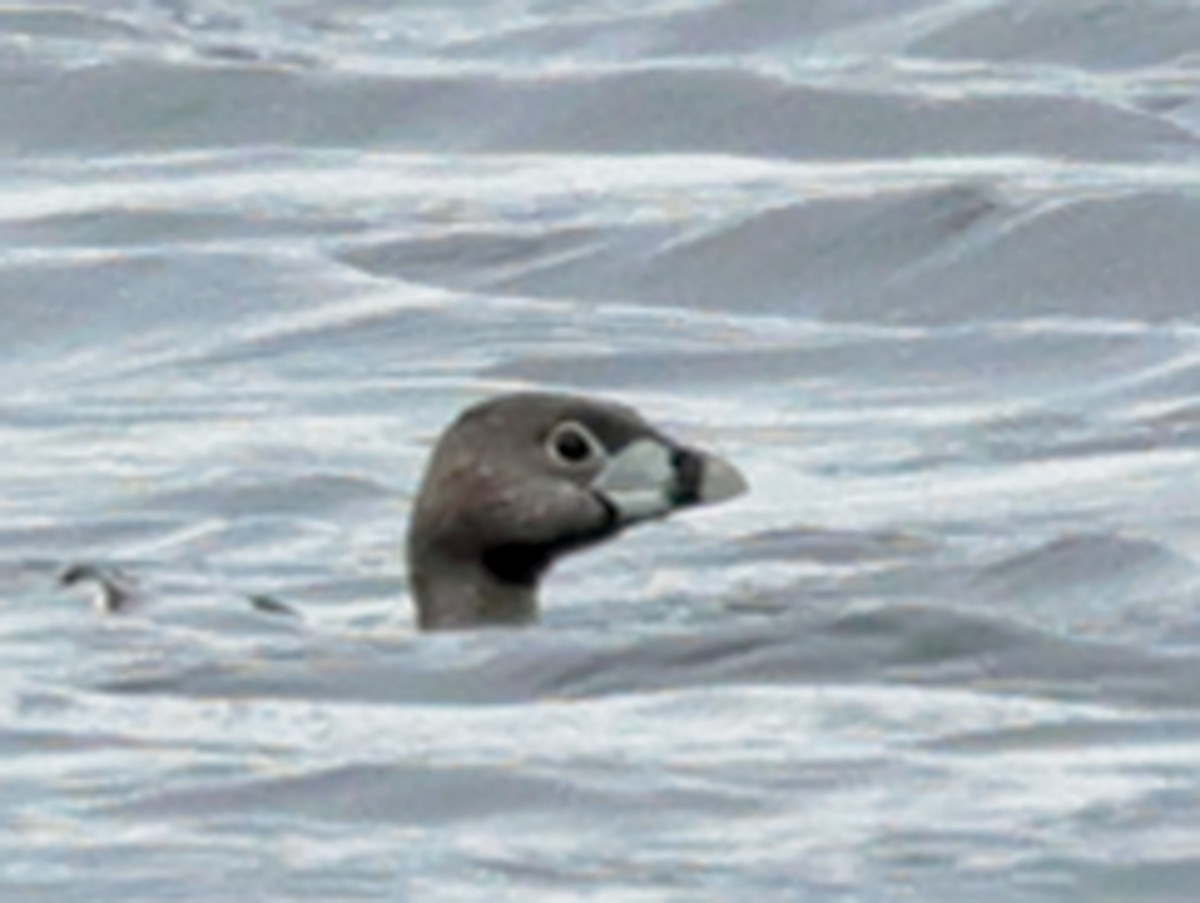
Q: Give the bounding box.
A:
[545,420,603,468]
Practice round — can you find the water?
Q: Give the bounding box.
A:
[2,0,1200,899]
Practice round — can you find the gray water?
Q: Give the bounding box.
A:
[3,1,1200,899]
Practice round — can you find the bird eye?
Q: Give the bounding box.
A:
[547,421,597,466]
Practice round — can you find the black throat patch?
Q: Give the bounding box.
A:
[480,543,555,587]
[480,492,620,587]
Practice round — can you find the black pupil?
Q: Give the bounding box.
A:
[555,429,590,462]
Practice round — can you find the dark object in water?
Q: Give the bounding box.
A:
[58,563,139,614]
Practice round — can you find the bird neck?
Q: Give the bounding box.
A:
[410,552,539,630]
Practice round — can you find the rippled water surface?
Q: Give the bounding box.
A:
[4,1,1200,899]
